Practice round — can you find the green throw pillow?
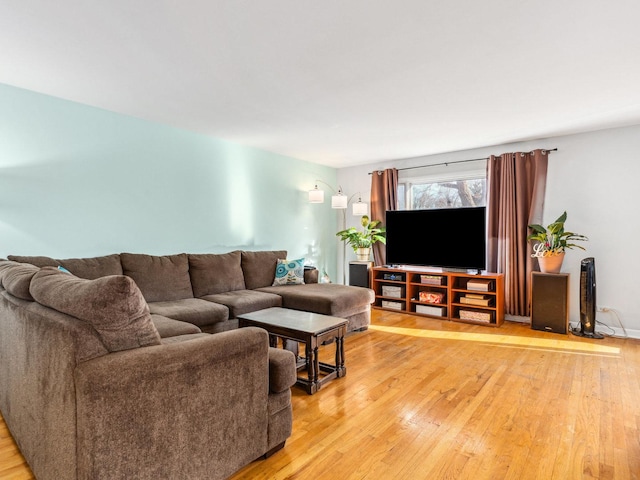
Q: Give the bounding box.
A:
[272,258,305,286]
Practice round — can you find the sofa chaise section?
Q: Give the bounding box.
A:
[257,282,374,332]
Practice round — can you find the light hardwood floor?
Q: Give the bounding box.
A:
[2,310,639,479]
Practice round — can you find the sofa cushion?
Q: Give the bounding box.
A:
[7,255,58,267]
[29,267,161,352]
[241,250,287,290]
[120,253,193,302]
[1,262,40,300]
[58,254,123,279]
[147,298,229,327]
[151,314,202,338]
[160,332,212,344]
[272,258,305,286]
[7,254,123,279]
[200,290,282,318]
[188,251,245,297]
[257,283,375,318]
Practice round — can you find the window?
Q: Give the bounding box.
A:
[398,161,486,210]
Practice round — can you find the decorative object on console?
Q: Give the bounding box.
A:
[459,294,493,306]
[418,291,445,303]
[420,274,443,285]
[467,278,494,291]
[416,304,445,316]
[381,300,403,310]
[527,211,588,274]
[336,215,386,261]
[382,285,403,298]
[459,309,493,323]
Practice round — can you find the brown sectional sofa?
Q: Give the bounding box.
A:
[0,250,374,480]
[8,249,374,333]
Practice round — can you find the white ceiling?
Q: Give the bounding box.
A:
[2,0,640,168]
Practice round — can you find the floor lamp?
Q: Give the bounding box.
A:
[309,181,368,284]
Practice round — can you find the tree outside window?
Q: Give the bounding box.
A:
[411,178,486,209]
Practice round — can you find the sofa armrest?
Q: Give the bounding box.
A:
[74,327,270,480]
[268,347,297,393]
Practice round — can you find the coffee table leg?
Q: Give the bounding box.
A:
[304,341,319,394]
[335,334,346,377]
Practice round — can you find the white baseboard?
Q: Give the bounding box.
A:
[505,315,640,339]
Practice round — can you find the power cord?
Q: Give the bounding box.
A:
[569,307,628,339]
[596,307,628,339]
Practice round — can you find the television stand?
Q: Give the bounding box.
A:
[371,266,505,327]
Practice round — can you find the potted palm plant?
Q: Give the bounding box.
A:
[527,211,588,273]
[336,215,386,261]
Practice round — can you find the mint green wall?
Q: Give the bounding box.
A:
[0,83,339,279]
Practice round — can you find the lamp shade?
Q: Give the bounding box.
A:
[331,193,348,209]
[352,201,368,216]
[308,187,324,203]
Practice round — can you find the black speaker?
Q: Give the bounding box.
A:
[349,261,372,288]
[572,257,603,338]
[531,272,569,334]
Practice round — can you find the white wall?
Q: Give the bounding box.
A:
[338,124,640,338]
[0,83,341,280]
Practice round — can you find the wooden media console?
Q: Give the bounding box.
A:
[372,266,505,327]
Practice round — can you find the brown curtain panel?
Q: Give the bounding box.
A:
[486,149,549,316]
[370,168,398,266]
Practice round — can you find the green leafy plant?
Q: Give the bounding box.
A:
[527,211,588,257]
[336,215,386,252]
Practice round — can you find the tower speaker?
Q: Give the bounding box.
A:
[531,272,569,334]
[572,257,603,338]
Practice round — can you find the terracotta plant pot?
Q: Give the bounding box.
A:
[538,252,565,274]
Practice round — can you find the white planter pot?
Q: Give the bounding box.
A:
[355,247,371,261]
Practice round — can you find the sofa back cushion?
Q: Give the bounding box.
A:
[58,254,123,279]
[0,262,40,300]
[188,251,245,297]
[241,250,287,290]
[7,254,123,279]
[120,253,193,302]
[7,255,58,268]
[30,267,161,352]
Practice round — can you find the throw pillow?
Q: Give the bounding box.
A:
[272,258,305,286]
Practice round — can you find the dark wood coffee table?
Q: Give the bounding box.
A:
[238,307,348,394]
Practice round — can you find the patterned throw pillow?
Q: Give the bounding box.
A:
[272,258,305,286]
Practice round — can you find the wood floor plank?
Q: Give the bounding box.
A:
[2,310,640,479]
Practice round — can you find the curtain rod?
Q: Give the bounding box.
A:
[368,148,557,174]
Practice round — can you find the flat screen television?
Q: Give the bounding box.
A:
[385,207,487,271]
